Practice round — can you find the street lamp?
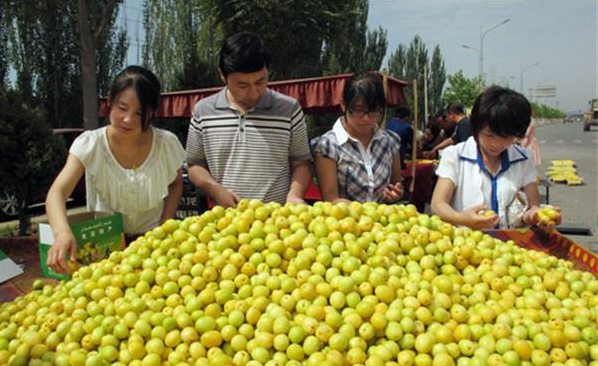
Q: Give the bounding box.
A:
[461,44,480,58]
[520,62,539,95]
[463,18,510,88]
[480,18,510,87]
[461,44,480,86]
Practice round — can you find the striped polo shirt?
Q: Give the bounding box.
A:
[186,88,311,204]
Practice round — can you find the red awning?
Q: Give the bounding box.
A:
[99,73,409,118]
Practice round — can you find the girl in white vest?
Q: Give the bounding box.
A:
[431,86,561,230]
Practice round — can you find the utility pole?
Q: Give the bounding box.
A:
[424,64,428,131]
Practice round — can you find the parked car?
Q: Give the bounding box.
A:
[0,128,86,220]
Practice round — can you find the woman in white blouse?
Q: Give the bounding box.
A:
[431,86,561,230]
[45,66,185,274]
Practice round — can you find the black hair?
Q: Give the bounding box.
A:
[219,32,271,78]
[434,109,446,121]
[395,105,411,119]
[470,85,531,139]
[426,122,440,137]
[445,101,465,115]
[343,72,386,113]
[109,65,160,131]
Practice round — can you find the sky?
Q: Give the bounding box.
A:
[120,0,597,113]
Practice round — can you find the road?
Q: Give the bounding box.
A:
[535,120,598,253]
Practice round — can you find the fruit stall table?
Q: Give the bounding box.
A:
[1,202,597,366]
[485,228,598,275]
[0,237,54,303]
[401,160,438,212]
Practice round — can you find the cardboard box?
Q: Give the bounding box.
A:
[39,212,125,280]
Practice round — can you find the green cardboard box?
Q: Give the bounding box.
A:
[39,212,125,280]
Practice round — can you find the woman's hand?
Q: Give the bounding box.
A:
[46,230,78,274]
[459,204,499,230]
[382,182,404,203]
[525,205,562,230]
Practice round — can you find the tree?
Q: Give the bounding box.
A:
[202,0,372,80]
[6,0,38,104]
[77,0,124,130]
[531,102,565,118]
[143,0,220,91]
[362,27,389,72]
[0,5,8,90]
[321,0,388,75]
[388,36,446,129]
[429,45,446,116]
[5,0,125,128]
[0,90,66,234]
[442,70,483,109]
[388,44,407,78]
[142,0,387,88]
[96,17,129,98]
[36,0,84,128]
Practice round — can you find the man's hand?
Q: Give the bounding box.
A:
[46,230,78,274]
[460,204,499,230]
[286,194,306,205]
[381,182,404,203]
[212,185,241,208]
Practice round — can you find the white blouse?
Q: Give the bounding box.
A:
[436,136,537,228]
[70,127,186,234]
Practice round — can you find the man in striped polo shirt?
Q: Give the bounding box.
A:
[186,32,312,208]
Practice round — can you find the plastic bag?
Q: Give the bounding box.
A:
[507,192,528,228]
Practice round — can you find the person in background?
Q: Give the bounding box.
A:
[418,120,443,154]
[520,119,541,165]
[425,102,472,158]
[185,32,311,208]
[46,66,186,273]
[386,105,413,166]
[431,86,561,230]
[312,72,404,204]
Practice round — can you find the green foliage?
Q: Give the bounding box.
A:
[429,46,446,116]
[0,6,8,90]
[361,27,388,72]
[204,0,340,80]
[531,102,566,118]
[143,0,220,90]
[388,36,446,128]
[321,0,388,75]
[144,0,386,88]
[442,70,483,109]
[0,90,66,232]
[97,20,129,96]
[4,0,126,128]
